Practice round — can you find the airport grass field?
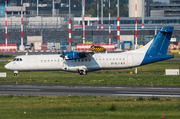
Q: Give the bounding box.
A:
[0,95,179,119]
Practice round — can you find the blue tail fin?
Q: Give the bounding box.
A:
[141,26,174,65]
[146,26,174,55]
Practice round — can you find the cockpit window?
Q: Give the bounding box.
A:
[13,58,23,61]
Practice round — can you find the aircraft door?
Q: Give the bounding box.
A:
[127,55,133,67]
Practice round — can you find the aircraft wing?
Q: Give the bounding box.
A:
[60,51,94,60]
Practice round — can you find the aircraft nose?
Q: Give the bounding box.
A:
[5,64,9,69]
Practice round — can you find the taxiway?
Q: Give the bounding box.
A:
[0,83,180,97]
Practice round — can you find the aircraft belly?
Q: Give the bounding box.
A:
[64,60,100,72]
[86,64,101,71]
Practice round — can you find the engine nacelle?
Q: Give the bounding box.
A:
[65,52,81,60]
[60,51,90,60]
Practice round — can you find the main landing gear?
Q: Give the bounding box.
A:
[14,71,18,76]
[79,70,87,75]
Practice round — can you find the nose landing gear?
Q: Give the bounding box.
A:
[14,71,18,76]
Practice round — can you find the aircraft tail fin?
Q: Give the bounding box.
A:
[140,26,174,65]
[146,26,174,55]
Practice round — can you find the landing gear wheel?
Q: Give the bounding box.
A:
[79,70,87,75]
[14,73,17,76]
[79,71,83,75]
[83,71,87,75]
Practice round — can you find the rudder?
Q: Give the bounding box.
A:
[146,26,174,55]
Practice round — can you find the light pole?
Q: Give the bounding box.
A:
[69,0,71,51]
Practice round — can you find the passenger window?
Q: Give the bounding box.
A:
[119,58,121,61]
[44,60,46,62]
[82,59,84,62]
[113,58,115,60]
[58,60,60,62]
[110,58,111,60]
[54,60,56,62]
[41,60,43,62]
[13,58,16,61]
[78,59,80,62]
[89,59,91,61]
[116,58,118,60]
[20,58,22,61]
[123,58,125,61]
[75,60,76,62]
[106,58,108,60]
[17,58,19,61]
[85,59,87,62]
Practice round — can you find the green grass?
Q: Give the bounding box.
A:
[0,61,180,86]
[168,53,180,60]
[0,95,179,119]
[0,54,15,59]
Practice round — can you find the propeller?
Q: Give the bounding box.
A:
[60,51,65,59]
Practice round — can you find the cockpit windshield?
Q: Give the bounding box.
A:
[13,58,23,61]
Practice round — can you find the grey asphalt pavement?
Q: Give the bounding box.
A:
[0,83,180,97]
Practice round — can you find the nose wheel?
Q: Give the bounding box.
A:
[14,71,18,76]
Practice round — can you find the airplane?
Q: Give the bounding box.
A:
[5,26,174,76]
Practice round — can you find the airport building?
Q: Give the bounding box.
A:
[1,15,180,48]
[151,0,180,17]
[0,0,180,51]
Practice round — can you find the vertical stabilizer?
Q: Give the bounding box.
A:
[141,26,174,65]
[146,26,174,55]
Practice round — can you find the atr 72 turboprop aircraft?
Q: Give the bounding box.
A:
[5,26,174,76]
